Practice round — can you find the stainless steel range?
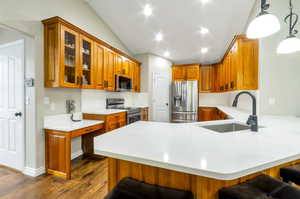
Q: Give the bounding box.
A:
[106,98,141,124]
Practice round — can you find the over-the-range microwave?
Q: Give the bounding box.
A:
[115,75,132,92]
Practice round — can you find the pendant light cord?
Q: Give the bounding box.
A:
[284,0,298,36]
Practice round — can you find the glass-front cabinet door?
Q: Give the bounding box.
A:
[61,25,80,87]
[80,35,94,88]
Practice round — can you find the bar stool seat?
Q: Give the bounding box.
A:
[104,177,194,199]
[280,163,300,185]
[218,174,300,199]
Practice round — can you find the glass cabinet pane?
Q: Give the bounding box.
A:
[64,31,76,84]
[81,39,92,86]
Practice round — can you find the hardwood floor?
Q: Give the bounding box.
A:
[0,156,108,199]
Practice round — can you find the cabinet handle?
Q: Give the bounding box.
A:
[81,76,83,85]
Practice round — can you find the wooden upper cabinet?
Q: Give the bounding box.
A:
[172,64,200,81]
[94,43,105,89]
[199,65,214,93]
[103,49,115,91]
[186,65,200,80]
[80,35,94,89]
[172,66,186,81]
[237,38,259,90]
[133,63,141,92]
[60,25,80,88]
[43,16,141,91]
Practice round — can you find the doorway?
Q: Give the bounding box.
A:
[0,40,25,171]
[152,72,171,122]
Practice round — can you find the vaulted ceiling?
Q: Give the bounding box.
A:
[87,0,256,64]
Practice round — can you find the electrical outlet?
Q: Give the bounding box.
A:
[44,97,50,105]
[50,103,56,111]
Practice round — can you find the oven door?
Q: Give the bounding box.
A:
[127,113,141,124]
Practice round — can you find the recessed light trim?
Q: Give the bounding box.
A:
[201,48,208,54]
[200,0,210,5]
[164,51,170,57]
[143,4,153,17]
[199,27,209,35]
[155,32,163,42]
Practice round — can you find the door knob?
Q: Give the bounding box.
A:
[15,112,22,117]
[166,103,169,106]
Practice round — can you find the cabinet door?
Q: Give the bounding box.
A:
[94,43,105,89]
[240,39,258,90]
[200,65,214,92]
[186,65,200,81]
[172,66,186,81]
[115,54,123,76]
[103,49,115,91]
[60,25,80,88]
[199,107,217,121]
[80,35,94,89]
[133,63,141,92]
[229,42,238,90]
[122,59,130,77]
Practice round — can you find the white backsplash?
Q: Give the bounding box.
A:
[81,89,149,112]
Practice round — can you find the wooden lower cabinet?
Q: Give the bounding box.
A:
[107,158,300,199]
[140,107,149,121]
[83,112,126,132]
[45,123,104,179]
[198,107,228,122]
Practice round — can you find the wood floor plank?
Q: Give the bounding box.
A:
[0,157,108,199]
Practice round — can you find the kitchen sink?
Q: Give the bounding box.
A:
[201,123,253,133]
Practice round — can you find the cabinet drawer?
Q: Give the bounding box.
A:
[71,123,103,138]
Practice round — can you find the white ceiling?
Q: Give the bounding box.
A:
[87,0,256,64]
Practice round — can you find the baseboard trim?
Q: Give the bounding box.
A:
[23,150,83,177]
[23,166,45,177]
[71,150,83,160]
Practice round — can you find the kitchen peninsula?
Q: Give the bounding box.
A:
[94,107,300,199]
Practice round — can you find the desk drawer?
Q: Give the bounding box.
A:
[71,123,104,138]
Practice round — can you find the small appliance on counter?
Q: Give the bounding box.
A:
[171,80,198,123]
[106,98,141,124]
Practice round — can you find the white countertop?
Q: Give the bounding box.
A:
[44,113,104,132]
[94,106,300,180]
[83,109,127,115]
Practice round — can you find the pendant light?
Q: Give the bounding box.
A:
[247,0,280,39]
[277,0,300,54]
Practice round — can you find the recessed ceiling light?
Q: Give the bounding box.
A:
[201,48,208,54]
[200,0,210,4]
[143,4,153,17]
[164,51,170,57]
[155,32,163,41]
[199,27,209,35]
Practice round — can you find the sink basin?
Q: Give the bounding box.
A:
[201,123,252,133]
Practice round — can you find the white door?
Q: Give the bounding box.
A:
[0,40,24,171]
[152,72,170,122]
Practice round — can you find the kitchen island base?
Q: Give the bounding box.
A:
[107,158,300,199]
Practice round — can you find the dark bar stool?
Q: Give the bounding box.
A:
[280,163,300,185]
[104,177,194,199]
[218,174,300,199]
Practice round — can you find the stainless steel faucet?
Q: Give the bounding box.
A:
[232,91,258,132]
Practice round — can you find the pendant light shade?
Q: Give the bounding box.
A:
[277,0,300,54]
[247,13,281,39]
[246,0,280,39]
[277,36,300,54]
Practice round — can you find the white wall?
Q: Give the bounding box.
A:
[135,54,172,121]
[0,27,37,170]
[0,0,132,170]
[255,0,300,116]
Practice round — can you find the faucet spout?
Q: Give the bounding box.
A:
[232,91,258,132]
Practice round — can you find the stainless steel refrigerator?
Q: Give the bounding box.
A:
[171,81,198,123]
